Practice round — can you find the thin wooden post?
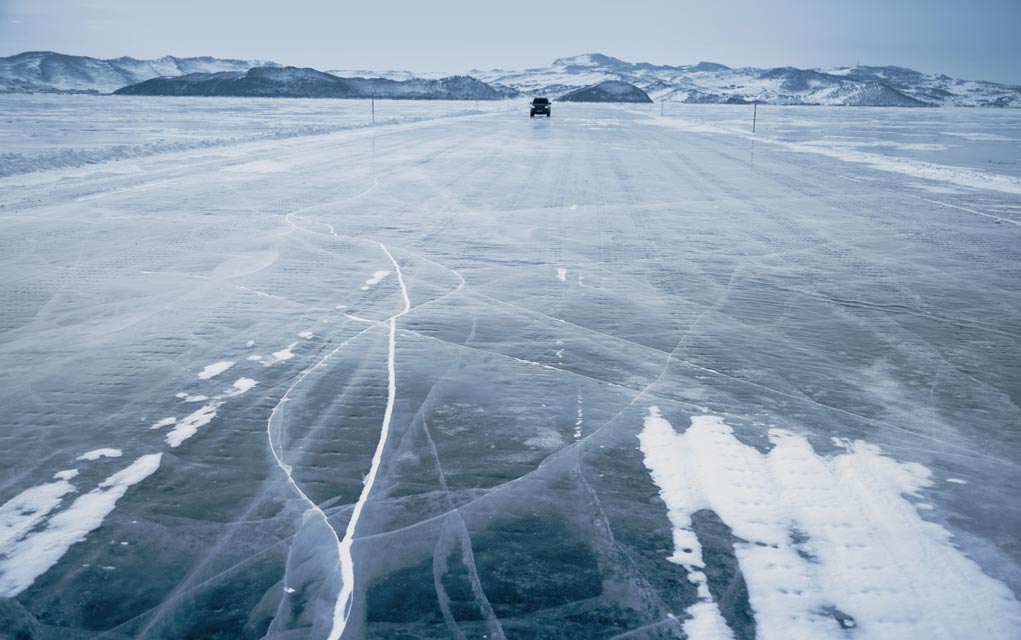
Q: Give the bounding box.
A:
[752,102,757,133]
[371,96,375,125]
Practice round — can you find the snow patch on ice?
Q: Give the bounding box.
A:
[360,270,391,291]
[946,478,967,484]
[298,331,314,339]
[639,407,1021,639]
[224,377,258,397]
[269,343,298,364]
[165,404,219,447]
[198,361,235,379]
[150,417,176,430]
[53,470,78,481]
[0,454,162,597]
[0,478,77,551]
[175,392,209,402]
[556,268,567,282]
[76,448,122,461]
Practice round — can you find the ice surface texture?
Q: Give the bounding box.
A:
[0,100,1020,639]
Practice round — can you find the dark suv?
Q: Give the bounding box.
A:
[530,97,551,118]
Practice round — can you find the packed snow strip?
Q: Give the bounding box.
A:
[650,117,1021,196]
[781,139,1021,196]
[638,407,1021,640]
[557,268,568,283]
[76,448,123,461]
[0,454,162,597]
[197,361,235,379]
[0,108,497,179]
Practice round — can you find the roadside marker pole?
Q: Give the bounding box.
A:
[660,101,664,117]
[752,102,757,133]
[371,96,375,125]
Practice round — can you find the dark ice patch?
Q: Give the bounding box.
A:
[690,509,756,640]
[819,604,857,631]
[789,526,819,563]
[472,513,602,617]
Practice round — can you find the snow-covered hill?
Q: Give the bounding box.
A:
[472,54,1021,107]
[5,51,1019,107]
[0,51,280,94]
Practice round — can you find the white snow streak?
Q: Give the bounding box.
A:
[650,117,1021,195]
[165,403,219,447]
[150,417,177,430]
[0,454,162,597]
[638,407,1021,639]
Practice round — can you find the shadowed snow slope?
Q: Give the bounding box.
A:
[0,51,279,94]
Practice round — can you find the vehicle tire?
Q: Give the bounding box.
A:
[547,113,551,117]
[530,114,534,118]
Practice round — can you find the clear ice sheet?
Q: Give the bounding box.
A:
[0,100,1020,638]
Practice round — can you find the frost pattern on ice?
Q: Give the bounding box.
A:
[0,454,162,597]
[639,407,1021,639]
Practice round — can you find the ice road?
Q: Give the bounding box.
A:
[1,101,1020,640]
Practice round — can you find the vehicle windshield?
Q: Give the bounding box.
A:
[532,98,549,104]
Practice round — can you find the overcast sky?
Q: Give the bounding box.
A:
[2,0,1019,83]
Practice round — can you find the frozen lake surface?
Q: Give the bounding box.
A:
[1,98,1020,639]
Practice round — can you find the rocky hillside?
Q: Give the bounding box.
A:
[114,66,518,100]
[558,80,653,103]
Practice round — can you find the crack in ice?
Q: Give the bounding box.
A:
[330,242,411,639]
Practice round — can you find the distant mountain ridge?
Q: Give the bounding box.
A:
[474,53,1021,107]
[0,51,280,94]
[114,66,519,100]
[2,51,1019,107]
